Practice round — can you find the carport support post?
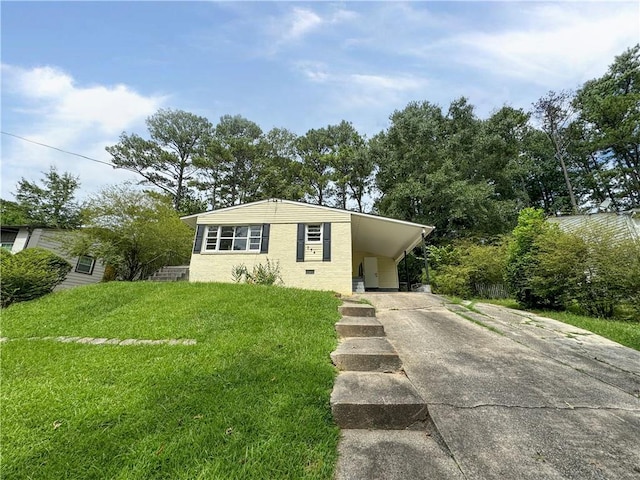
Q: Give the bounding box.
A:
[403,250,410,292]
[422,232,430,286]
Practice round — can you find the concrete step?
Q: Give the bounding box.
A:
[339,303,376,318]
[331,372,428,429]
[335,429,465,480]
[331,337,402,372]
[148,266,189,282]
[336,316,385,338]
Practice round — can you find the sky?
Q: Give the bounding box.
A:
[1,1,639,201]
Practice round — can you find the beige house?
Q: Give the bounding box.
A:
[181,199,434,295]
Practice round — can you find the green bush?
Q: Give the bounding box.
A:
[231,259,282,286]
[432,264,473,297]
[506,208,640,318]
[430,242,507,298]
[529,228,587,310]
[569,228,640,318]
[505,208,552,309]
[0,248,71,308]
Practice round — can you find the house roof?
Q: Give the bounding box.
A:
[181,199,435,263]
[548,211,639,242]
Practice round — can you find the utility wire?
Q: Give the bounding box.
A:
[1,131,115,168]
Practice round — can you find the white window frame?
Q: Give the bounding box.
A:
[75,255,95,275]
[305,224,322,244]
[203,225,262,252]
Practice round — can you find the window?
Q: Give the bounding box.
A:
[75,255,95,275]
[306,224,322,243]
[203,225,263,252]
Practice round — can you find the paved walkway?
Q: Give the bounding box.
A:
[361,292,640,480]
[0,336,196,345]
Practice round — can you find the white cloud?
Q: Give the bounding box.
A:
[1,64,166,199]
[286,7,323,40]
[266,5,358,51]
[441,4,639,86]
[295,62,428,109]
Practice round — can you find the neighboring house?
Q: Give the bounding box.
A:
[181,198,434,295]
[547,209,640,242]
[0,226,105,290]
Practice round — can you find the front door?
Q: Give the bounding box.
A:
[363,257,379,289]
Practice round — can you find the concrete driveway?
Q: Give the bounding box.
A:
[361,292,640,480]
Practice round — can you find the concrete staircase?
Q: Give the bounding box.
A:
[330,301,428,430]
[148,266,189,282]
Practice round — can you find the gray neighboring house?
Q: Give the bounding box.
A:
[547,209,640,242]
[1,226,105,290]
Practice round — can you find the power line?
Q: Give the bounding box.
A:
[1,131,115,168]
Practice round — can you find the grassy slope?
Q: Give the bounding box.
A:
[0,282,341,479]
[474,298,640,351]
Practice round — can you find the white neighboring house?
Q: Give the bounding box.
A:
[0,226,105,290]
[547,209,640,242]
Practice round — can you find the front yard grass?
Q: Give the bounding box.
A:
[0,282,341,479]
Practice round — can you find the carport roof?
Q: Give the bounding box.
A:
[181,199,434,263]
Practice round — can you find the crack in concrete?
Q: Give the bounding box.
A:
[427,402,640,412]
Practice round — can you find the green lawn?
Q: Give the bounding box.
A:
[0,282,341,479]
[473,298,640,351]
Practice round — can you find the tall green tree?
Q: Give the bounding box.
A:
[533,90,579,213]
[12,166,83,228]
[347,139,375,213]
[327,121,365,210]
[296,127,335,205]
[375,99,521,241]
[573,44,640,208]
[212,115,265,206]
[106,109,212,212]
[258,128,306,201]
[70,185,193,281]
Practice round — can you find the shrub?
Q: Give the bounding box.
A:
[231,259,282,286]
[569,228,640,318]
[1,248,71,308]
[529,229,587,310]
[430,241,508,298]
[505,208,552,309]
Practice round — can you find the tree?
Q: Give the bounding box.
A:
[213,114,265,206]
[296,127,335,205]
[347,139,375,212]
[257,128,306,202]
[0,199,29,226]
[70,185,193,281]
[12,166,83,228]
[573,44,640,208]
[106,109,212,212]
[533,91,579,213]
[327,121,365,210]
[375,99,520,242]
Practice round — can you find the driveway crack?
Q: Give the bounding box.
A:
[427,402,640,412]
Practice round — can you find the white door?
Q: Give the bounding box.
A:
[363,257,379,289]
